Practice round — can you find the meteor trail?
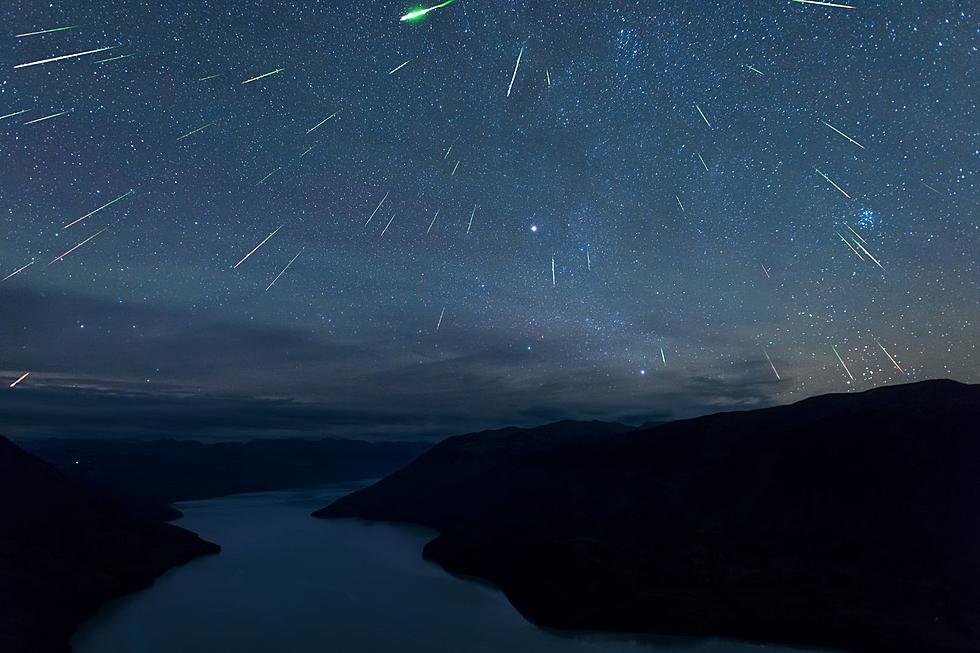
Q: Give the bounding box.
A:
[16,25,78,38]
[49,228,108,265]
[95,54,132,64]
[380,212,396,237]
[853,239,884,270]
[466,205,476,234]
[844,223,866,244]
[299,144,317,158]
[241,68,283,84]
[443,138,457,160]
[822,120,865,149]
[15,46,114,69]
[761,262,771,279]
[400,0,457,22]
[256,168,279,185]
[746,64,765,75]
[661,347,667,366]
[551,256,556,286]
[266,248,303,291]
[921,181,945,196]
[426,209,440,234]
[0,109,31,121]
[506,46,524,97]
[451,160,460,176]
[436,306,446,331]
[791,0,855,8]
[306,112,337,134]
[388,58,413,75]
[3,259,35,281]
[676,195,684,211]
[831,345,854,381]
[9,372,30,389]
[697,153,709,172]
[177,121,216,141]
[586,247,592,271]
[23,111,67,125]
[63,189,133,229]
[875,340,906,375]
[233,225,282,269]
[198,73,222,81]
[815,167,851,199]
[764,349,781,380]
[546,69,551,87]
[695,104,712,128]
[365,192,388,226]
[836,231,864,260]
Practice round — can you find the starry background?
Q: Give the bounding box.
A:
[0,1,975,440]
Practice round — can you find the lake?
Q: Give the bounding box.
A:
[73,484,833,653]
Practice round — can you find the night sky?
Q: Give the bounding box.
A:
[0,1,975,441]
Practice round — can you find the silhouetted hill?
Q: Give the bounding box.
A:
[316,380,980,653]
[23,437,431,519]
[0,436,219,653]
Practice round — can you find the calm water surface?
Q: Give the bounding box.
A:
[73,484,833,653]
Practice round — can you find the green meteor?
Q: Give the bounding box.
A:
[16,25,78,38]
[400,0,456,22]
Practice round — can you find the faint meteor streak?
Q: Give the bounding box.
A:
[306,112,337,134]
[16,25,78,38]
[426,209,440,234]
[761,262,771,279]
[853,239,884,270]
[844,223,866,244]
[365,192,388,226]
[299,144,317,158]
[836,231,864,260]
[586,246,592,271]
[95,54,133,64]
[15,46,114,69]
[266,248,303,291]
[506,46,524,97]
[695,104,712,128]
[241,68,283,84]
[400,0,457,22]
[764,349,781,380]
[676,196,684,211]
[697,153,709,172]
[9,372,30,388]
[821,120,865,149]
[380,212,397,237]
[815,167,851,199]
[256,168,279,186]
[436,306,445,331]
[0,109,31,121]
[198,73,222,81]
[388,58,413,75]
[24,111,67,125]
[443,138,457,160]
[3,259,35,281]
[875,340,906,374]
[233,225,282,269]
[466,205,476,234]
[791,0,855,8]
[63,189,133,229]
[920,181,944,196]
[177,121,216,141]
[49,228,108,265]
[831,345,854,381]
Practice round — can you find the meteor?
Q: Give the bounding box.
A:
[761,262,771,279]
[546,69,551,87]
[16,25,78,38]
[844,223,866,244]
[49,228,108,265]
[551,256,556,286]
[586,246,592,271]
[241,68,283,85]
[380,212,397,237]
[831,345,854,381]
[233,225,283,269]
[400,0,457,22]
[451,160,460,176]
[9,372,30,389]
[3,259,35,281]
[921,181,945,196]
[852,238,884,271]
[506,46,524,97]
[875,340,906,375]
[746,64,765,75]
[426,209,440,234]
[697,153,709,172]
[764,349,781,380]
[63,189,133,229]
[815,167,851,199]
[299,144,317,158]
[821,120,865,149]
[177,121,216,141]
[15,46,114,69]
[198,73,222,81]
[836,231,864,260]
[466,205,476,234]
[443,138,457,160]
[266,248,303,291]
[0,109,31,121]
[306,111,337,134]
[791,0,855,8]
[23,111,67,125]
[661,347,666,366]
[695,104,712,128]
[388,58,413,75]
[95,54,132,64]
[676,195,684,211]
[365,192,388,226]
[256,168,279,186]
[436,306,446,331]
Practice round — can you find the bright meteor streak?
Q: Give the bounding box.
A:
[746,64,765,75]
[0,109,31,121]
[876,340,906,375]
[791,0,855,8]
[49,228,108,265]
[3,259,35,281]
[306,112,337,134]
[23,111,67,125]
[466,205,476,234]
[9,372,31,389]
[233,225,283,269]
[831,345,855,381]
[241,68,283,85]
[764,349,781,380]
[15,46,114,69]
[400,0,457,22]
[177,121,216,141]
[822,120,865,149]
[388,58,413,75]
[815,167,851,199]
[426,209,440,234]
[365,192,389,226]
[695,104,712,128]
[63,189,134,229]
[507,46,524,97]
[16,25,78,38]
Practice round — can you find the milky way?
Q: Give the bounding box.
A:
[0,1,975,440]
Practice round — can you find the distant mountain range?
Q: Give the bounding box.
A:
[23,437,431,519]
[316,380,980,653]
[0,436,218,653]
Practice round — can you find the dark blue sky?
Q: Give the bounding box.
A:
[0,1,975,440]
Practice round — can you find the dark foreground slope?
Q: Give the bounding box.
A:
[24,437,431,520]
[0,436,219,653]
[316,380,980,653]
